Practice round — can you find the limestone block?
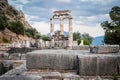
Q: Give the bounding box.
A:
[72,46,89,50]
[26,50,77,70]
[26,72,62,80]
[78,55,118,76]
[78,55,97,76]
[0,75,42,80]
[62,73,80,80]
[90,45,119,53]
[97,55,118,76]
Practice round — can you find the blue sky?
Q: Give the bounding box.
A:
[8,0,120,37]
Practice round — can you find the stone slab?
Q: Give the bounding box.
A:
[72,46,89,50]
[78,55,118,76]
[97,55,118,76]
[90,45,119,53]
[25,72,62,80]
[61,73,80,80]
[26,50,77,70]
[78,55,97,76]
[0,76,42,80]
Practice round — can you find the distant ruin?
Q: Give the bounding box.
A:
[50,10,73,48]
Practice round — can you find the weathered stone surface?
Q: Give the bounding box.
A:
[90,45,119,53]
[1,61,26,77]
[97,55,118,76]
[26,50,77,70]
[3,61,13,73]
[0,62,4,75]
[117,55,120,75]
[72,46,89,50]
[78,55,98,76]
[25,72,62,80]
[62,73,80,80]
[78,55,118,76]
[0,75,42,80]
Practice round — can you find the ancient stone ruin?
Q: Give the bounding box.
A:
[50,10,73,48]
[0,9,120,80]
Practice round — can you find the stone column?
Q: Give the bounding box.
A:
[60,18,64,35]
[69,18,73,47]
[50,18,54,37]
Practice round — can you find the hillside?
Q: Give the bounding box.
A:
[0,0,40,43]
[0,0,31,29]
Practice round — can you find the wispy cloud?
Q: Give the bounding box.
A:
[57,0,71,3]
[79,0,114,5]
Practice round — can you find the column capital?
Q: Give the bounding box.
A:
[69,17,73,19]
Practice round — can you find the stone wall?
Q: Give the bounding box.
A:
[26,50,120,76]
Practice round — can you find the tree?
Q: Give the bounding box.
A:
[77,39,81,45]
[81,32,93,44]
[8,21,25,35]
[0,15,8,31]
[73,31,81,41]
[41,35,49,41]
[83,39,90,46]
[41,35,50,47]
[25,28,41,39]
[101,6,120,45]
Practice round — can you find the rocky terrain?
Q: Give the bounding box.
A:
[0,0,32,44]
[0,0,31,29]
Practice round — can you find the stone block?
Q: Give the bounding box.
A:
[78,55,97,76]
[90,45,119,53]
[72,46,89,50]
[26,50,77,70]
[25,72,62,80]
[0,75,42,80]
[97,55,118,76]
[78,55,118,76]
[62,73,80,80]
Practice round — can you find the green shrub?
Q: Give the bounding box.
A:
[112,73,118,80]
[8,21,25,35]
[0,15,8,31]
[83,39,90,46]
[77,39,81,45]
[25,28,41,39]
[2,36,11,43]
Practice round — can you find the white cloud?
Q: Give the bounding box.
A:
[18,0,29,4]
[25,14,39,22]
[57,0,71,3]
[15,4,23,10]
[75,14,110,26]
[80,0,114,5]
[51,8,57,12]
[31,21,50,35]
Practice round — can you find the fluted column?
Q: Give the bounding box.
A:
[50,18,54,37]
[60,18,64,35]
[69,18,73,47]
